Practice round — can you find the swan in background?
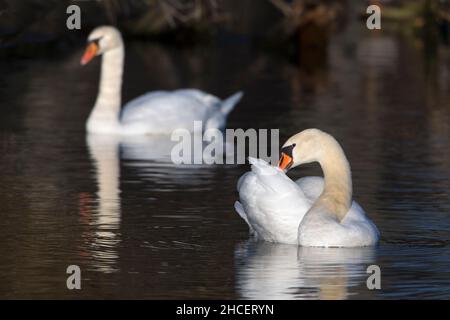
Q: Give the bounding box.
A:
[235,241,376,300]
[235,129,379,247]
[81,26,243,135]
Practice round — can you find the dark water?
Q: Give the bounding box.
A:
[0,21,449,299]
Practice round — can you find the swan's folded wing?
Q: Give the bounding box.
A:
[298,202,380,247]
[121,91,212,128]
[174,89,221,107]
[295,176,324,201]
[235,159,311,244]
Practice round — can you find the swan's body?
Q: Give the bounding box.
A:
[82,26,242,135]
[235,129,379,247]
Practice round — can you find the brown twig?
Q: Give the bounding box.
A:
[269,0,294,16]
[154,0,222,27]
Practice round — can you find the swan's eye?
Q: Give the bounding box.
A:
[281,144,295,158]
[92,38,101,47]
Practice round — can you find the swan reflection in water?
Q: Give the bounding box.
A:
[235,241,376,300]
[81,133,230,273]
[79,134,122,273]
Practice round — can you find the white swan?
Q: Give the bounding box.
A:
[81,26,243,135]
[235,129,380,247]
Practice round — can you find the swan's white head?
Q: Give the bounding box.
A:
[278,129,331,171]
[81,26,123,65]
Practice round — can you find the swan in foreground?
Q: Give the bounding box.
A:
[81,26,243,135]
[235,129,379,247]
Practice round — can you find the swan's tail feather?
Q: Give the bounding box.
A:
[221,91,243,115]
[248,157,298,195]
[249,157,278,176]
[234,201,254,234]
[234,201,247,222]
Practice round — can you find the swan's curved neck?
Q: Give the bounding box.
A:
[87,47,124,133]
[316,138,352,222]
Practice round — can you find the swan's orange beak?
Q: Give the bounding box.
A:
[81,42,99,65]
[278,153,293,171]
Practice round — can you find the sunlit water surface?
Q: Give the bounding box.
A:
[0,23,449,299]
